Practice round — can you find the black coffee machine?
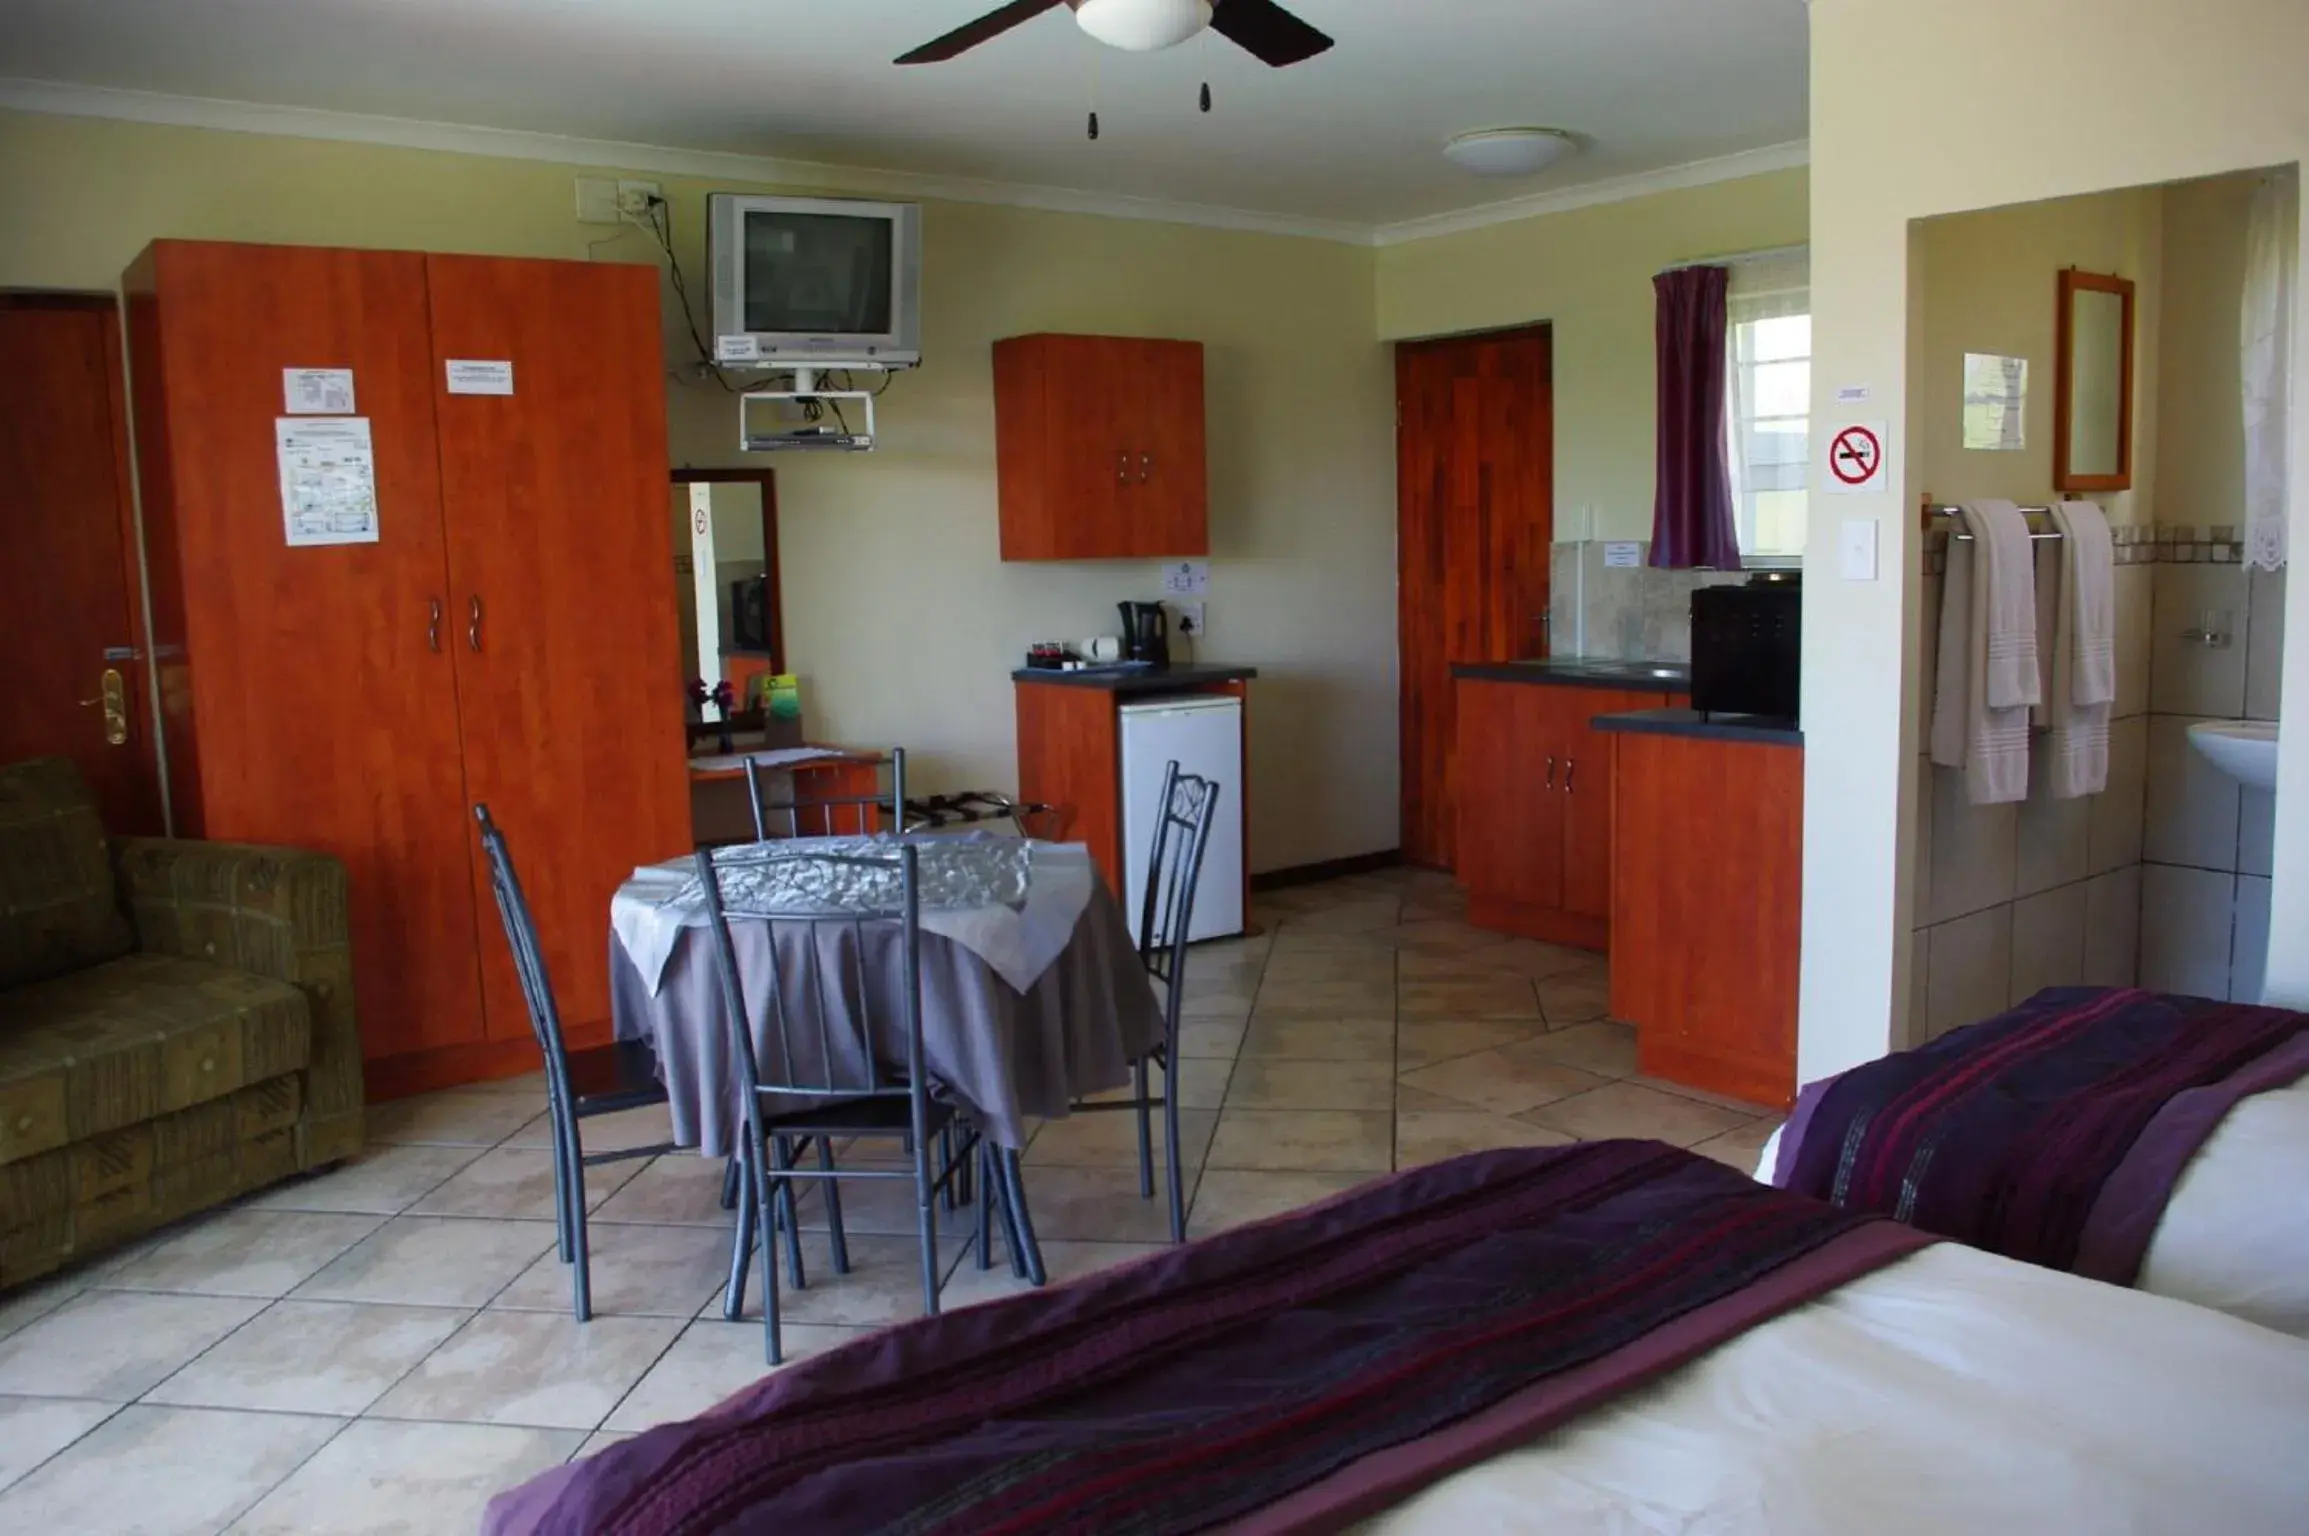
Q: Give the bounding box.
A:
[1690,572,1800,723]
[1118,601,1170,667]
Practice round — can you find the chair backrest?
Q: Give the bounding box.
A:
[473,804,580,1108]
[741,747,910,841]
[693,841,929,1118]
[1135,760,1222,991]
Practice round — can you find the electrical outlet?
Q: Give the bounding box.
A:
[574,177,622,225]
[617,180,662,220]
[1175,602,1206,641]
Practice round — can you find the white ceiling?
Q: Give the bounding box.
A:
[0,0,1811,233]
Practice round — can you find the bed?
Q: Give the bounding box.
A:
[485,1140,2309,1536]
[1759,985,2309,1337]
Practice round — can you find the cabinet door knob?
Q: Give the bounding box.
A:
[427,598,443,654]
[1139,451,1153,483]
[1117,450,1131,486]
[1544,755,1556,789]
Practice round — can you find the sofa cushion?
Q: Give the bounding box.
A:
[0,954,310,1169]
[0,757,136,990]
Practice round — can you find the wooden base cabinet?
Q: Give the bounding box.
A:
[126,240,688,1096]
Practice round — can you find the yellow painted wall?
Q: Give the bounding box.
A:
[0,109,1396,872]
[2158,172,2269,527]
[1373,169,1811,541]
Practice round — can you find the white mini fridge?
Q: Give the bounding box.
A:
[1118,695,1245,943]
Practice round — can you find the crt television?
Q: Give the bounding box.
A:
[708,194,923,369]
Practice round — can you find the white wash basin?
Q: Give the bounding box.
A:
[2188,719,2278,791]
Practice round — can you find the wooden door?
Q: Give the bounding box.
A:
[1396,327,1554,868]
[1453,681,1562,911]
[426,254,691,1049]
[0,296,162,833]
[1129,338,1208,556]
[123,241,485,1057]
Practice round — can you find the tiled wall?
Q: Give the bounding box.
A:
[2138,526,2284,1002]
[1907,522,2155,1043]
[1546,541,1747,661]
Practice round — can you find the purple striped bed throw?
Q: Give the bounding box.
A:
[1776,986,2309,1284]
[485,1141,1929,1536]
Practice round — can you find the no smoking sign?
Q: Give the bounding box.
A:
[1823,420,1888,495]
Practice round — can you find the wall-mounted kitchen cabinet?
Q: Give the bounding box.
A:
[994,333,1207,561]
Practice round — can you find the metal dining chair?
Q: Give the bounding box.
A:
[741,746,908,841]
[1063,760,1221,1243]
[695,840,1027,1363]
[474,805,682,1321]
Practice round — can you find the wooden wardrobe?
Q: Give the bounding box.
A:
[125,240,690,1097]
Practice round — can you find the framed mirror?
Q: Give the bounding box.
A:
[2055,267,2135,491]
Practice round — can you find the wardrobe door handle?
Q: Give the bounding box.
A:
[1139,451,1153,484]
[1564,757,1576,793]
[1117,451,1131,486]
[1544,755,1557,790]
[427,598,443,654]
[467,595,484,653]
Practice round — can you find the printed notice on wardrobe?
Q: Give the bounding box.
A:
[276,418,380,547]
[445,359,515,395]
[282,368,356,415]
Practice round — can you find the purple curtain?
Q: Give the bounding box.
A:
[1650,265,1741,569]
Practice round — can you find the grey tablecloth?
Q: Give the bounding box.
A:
[609,879,1162,1154]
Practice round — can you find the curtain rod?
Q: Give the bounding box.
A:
[1660,241,1810,274]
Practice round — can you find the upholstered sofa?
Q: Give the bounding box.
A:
[0,756,364,1289]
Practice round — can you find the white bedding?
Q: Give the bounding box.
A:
[1361,1242,2309,1535]
[1756,1073,2309,1337]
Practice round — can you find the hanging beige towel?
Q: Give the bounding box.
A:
[1972,499,2041,712]
[1929,502,2033,805]
[2045,500,2116,798]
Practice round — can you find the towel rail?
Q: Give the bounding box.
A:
[1925,503,2063,543]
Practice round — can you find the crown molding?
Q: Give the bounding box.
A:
[0,77,1808,250]
[1370,139,1811,246]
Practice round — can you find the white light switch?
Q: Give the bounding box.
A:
[1839,518,1879,582]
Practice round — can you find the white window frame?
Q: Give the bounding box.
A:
[1723,250,1811,567]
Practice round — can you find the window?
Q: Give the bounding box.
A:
[1724,253,1810,563]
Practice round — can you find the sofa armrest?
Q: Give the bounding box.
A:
[114,838,365,1154]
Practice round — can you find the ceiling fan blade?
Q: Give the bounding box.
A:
[895,0,1068,64]
[1209,0,1334,67]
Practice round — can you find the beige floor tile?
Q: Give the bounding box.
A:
[224,1419,583,1536]
[1255,949,1396,987]
[366,1089,542,1148]
[240,1143,483,1216]
[1275,897,1401,933]
[997,1166,1183,1244]
[1423,938,1598,984]
[1177,988,1258,1022]
[1186,1170,1370,1239]
[502,1102,680,1157]
[492,1222,736,1319]
[0,1404,339,1536]
[1397,976,1541,1019]
[1535,974,1614,1025]
[0,1396,115,1495]
[0,1273,88,1344]
[1224,1058,1394,1112]
[1205,1109,1392,1173]
[742,1232,977,1329]
[1394,1019,1546,1072]
[1629,1075,1783,1114]
[1687,1116,1784,1173]
[789,1169,963,1240]
[293,1217,558,1308]
[1393,1084,1479,1113]
[145,1300,468,1416]
[1394,1110,1573,1169]
[407,1147,641,1222]
[98,1211,383,1299]
[1177,1017,1249,1060]
[1376,918,1511,956]
[1523,1082,1760,1148]
[1024,1108,1218,1171]
[369,1309,683,1430]
[589,1154,737,1227]
[1239,1017,1396,1062]
[1518,1020,1640,1077]
[938,1240,1167,1312]
[1396,1049,1609,1117]
[1253,977,1398,1018]
[604,1319,863,1432]
[461,1069,550,1098]
[1083,1056,1234,1110]
[0,1290,266,1400]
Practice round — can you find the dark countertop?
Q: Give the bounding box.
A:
[1593,707,1802,746]
[1012,662,1257,693]
[1451,658,1690,691]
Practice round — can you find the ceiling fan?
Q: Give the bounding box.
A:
[896,0,1334,68]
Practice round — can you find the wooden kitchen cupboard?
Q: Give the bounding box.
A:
[993,334,1208,560]
[125,240,690,1097]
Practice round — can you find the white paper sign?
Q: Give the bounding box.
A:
[276,418,379,547]
[1835,384,1872,404]
[715,335,762,363]
[1602,542,1643,568]
[283,368,356,415]
[1162,560,1210,596]
[445,359,515,395]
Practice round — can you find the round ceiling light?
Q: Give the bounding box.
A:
[1074,0,1215,52]
[1442,128,1579,178]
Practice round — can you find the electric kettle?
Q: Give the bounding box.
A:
[1118,602,1170,668]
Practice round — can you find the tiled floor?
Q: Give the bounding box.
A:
[0,867,1782,1533]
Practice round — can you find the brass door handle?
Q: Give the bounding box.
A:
[468,595,484,652]
[427,598,443,653]
[82,669,129,745]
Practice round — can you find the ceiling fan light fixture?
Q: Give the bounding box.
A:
[1074,0,1215,52]
[1442,127,1578,178]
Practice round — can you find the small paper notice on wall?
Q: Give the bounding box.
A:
[276,418,379,547]
[283,368,356,415]
[1603,542,1643,568]
[1162,560,1211,596]
[1835,384,1872,405]
[445,359,515,395]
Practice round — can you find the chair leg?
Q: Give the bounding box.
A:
[974,1138,997,1273]
[723,1147,754,1321]
[544,1102,574,1265]
[989,1142,1028,1281]
[1161,1054,1187,1245]
[771,1136,806,1291]
[564,1127,593,1323]
[719,1154,741,1212]
[996,1148,1047,1287]
[1133,1057,1155,1200]
[939,1125,958,1213]
[815,1135,850,1276]
[755,1146,784,1366]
